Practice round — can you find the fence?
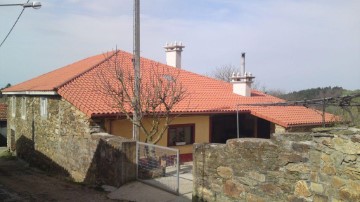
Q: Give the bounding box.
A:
[136,142,179,195]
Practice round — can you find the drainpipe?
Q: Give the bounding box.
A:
[236,105,239,138]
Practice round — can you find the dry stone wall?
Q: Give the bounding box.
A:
[193,128,360,202]
[7,96,136,186]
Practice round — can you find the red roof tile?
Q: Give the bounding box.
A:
[250,106,336,127]
[0,103,7,121]
[4,50,337,128]
[3,52,116,92]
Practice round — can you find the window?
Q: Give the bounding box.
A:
[11,96,16,117]
[40,97,48,118]
[167,124,195,146]
[21,97,26,119]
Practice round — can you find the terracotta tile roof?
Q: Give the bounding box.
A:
[4,50,337,128]
[3,52,116,92]
[0,103,7,121]
[250,106,336,127]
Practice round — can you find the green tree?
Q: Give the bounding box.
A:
[0,83,11,90]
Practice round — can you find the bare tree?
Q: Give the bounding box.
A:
[210,64,238,82]
[265,88,287,97]
[96,51,187,144]
[252,81,271,92]
[209,65,287,96]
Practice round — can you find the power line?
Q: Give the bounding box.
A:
[236,93,360,107]
[236,93,360,127]
[0,0,30,48]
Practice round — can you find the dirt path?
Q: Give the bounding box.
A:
[0,148,118,202]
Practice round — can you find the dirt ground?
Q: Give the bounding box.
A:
[0,148,119,202]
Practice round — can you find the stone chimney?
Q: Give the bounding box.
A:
[230,53,255,97]
[164,41,185,68]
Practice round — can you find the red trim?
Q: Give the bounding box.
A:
[180,153,193,163]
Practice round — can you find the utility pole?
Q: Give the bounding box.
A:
[132,0,141,141]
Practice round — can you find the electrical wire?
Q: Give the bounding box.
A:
[0,0,30,48]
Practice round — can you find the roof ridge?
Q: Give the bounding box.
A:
[54,50,118,90]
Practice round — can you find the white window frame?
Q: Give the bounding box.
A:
[11,96,16,117]
[21,97,26,120]
[40,97,48,118]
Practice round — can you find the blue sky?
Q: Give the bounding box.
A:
[0,0,359,92]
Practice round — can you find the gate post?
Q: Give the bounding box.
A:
[136,141,139,180]
[176,150,179,194]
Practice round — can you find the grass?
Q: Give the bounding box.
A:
[0,148,16,160]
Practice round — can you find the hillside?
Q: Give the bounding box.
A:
[273,87,360,126]
[277,86,345,101]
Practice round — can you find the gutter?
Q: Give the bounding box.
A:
[2,91,58,95]
[90,110,251,118]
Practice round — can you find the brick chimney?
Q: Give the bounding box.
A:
[230,53,255,97]
[164,41,185,68]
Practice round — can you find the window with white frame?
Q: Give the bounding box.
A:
[40,97,48,118]
[21,97,26,119]
[11,96,16,117]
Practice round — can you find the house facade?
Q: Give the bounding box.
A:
[5,95,95,177]
[3,48,336,162]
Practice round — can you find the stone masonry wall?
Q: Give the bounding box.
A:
[7,95,136,186]
[193,128,360,201]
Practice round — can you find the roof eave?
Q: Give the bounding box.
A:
[2,91,58,95]
[250,111,290,128]
[90,109,251,118]
[286,122,336,128]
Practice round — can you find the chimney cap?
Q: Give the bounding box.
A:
[164,41,185,49]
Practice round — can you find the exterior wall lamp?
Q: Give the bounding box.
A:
[0,1,41,9]
[0,1,42,47]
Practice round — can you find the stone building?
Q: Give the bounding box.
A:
[3,94,136,185]
[2,48,336,164]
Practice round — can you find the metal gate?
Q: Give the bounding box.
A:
[136,142,180,195]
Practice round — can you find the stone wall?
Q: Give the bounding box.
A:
[86,133,137,186]
[275,124,320,133]
[193,128,360,201]
[7,95,136,186]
